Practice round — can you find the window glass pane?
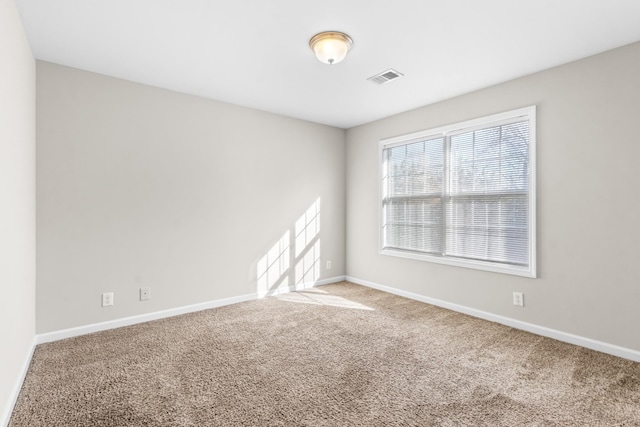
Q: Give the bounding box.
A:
[445,194,528,265]
[387,138,444,198]
[382,137,444,254]
[500,121,529,192]
[383,198,443,254]
[447,121,529,265]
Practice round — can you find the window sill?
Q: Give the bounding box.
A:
[380,248,536,278]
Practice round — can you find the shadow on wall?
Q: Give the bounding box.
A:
[257,198,321,297]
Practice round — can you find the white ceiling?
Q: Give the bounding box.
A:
[16,0,640,129]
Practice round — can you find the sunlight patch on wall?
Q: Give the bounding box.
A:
[295,200,320,257]
[256,198,321,297]
[295,240,320,286]
[257,231,290,295]
[295,199,320,286]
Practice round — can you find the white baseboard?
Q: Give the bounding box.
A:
[1,337,36,427]
[346,276,640,363]
[318,275,347,284]
[37,275,347,345]
[36,293,255,344]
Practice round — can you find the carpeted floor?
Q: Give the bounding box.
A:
[9,282,640,426]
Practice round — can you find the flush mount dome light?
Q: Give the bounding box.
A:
[309,31,353,65]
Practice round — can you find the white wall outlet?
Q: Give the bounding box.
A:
[326,260,332,270]
[140,287,151,301]
[513,292,524,307]
[102,292,114,307]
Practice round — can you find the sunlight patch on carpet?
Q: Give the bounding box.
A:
[275,289,374,310]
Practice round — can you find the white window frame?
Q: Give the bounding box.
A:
[379,106,537,278]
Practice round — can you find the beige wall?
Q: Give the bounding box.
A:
[0,0,36,422]
[36,62,345,333]
[346,42,640,352]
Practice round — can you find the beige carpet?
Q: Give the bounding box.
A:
[9,282,640,426]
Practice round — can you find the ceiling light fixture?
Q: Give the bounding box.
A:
[309,31,353,65]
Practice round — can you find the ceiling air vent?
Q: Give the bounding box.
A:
[368,69,404,85]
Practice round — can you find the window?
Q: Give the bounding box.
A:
[380,106,536,277]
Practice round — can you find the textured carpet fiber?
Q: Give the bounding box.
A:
[10,282,640,426]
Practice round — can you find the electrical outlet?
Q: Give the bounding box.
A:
[513,292,524,307]
[102,292,114,307]
[140,287,151,301]
[326,260,332,269]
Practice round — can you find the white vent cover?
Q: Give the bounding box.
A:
[368,69,404,85]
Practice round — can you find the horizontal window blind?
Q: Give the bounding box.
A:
[446,120,529,265]
[380,107,535,277]
[382,137,444,254]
